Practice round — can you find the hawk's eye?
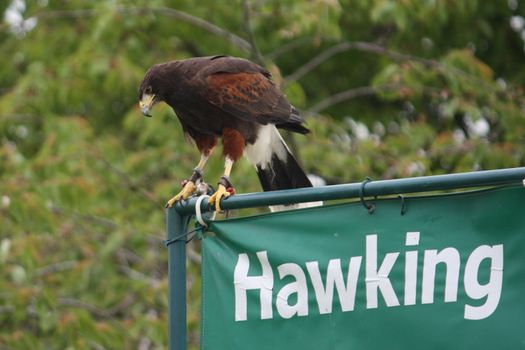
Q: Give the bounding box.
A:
[144,86,152,95]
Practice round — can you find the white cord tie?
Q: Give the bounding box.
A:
[195,195,209,227]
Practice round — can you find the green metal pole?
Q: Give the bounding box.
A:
[174,167,525,215]
[166,207,187,350]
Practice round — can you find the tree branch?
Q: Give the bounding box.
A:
[0,306,15,315]
[283,41,354,87]
[265,37,320,61]
[58,298,110,319]
[308,84,400,113]
[242,0,265,66]
[264,35,341,61]
[34,260,78,277]
[284,41,497,92]
[58,295,135,320]
[50,204,119,230]
[117,265,159,285]
[283,41,436,85]
[33,6,252,52]
[89,148,160,206]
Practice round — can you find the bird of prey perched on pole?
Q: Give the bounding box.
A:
[138,55,316,211]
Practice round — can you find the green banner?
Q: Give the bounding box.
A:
[201,186,525,349]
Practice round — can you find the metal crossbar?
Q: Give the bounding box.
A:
[165,167,525,350]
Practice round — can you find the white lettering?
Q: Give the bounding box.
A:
[404,232,420,305]
[306,257,362,314]
[232,233,505,322]
[366,234,400,309]
[234,251,274,321]
[422,248,460,304]
[464,245,503,320]
[276,263,309,319]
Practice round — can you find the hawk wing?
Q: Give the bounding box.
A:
[195,57,305,130]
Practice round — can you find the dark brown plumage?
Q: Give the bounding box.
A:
[138,55,313,211]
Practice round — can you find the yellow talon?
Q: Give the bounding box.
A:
[208,184,230,212]
[166,180,197,208]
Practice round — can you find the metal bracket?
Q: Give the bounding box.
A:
[398,194,407,215]
[359,177,375,214]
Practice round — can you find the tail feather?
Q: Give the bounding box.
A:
[275,110,310,134]
[245,125,312,192]
[275,121,310,135]
[255,152,312,192]
[244,125,322,211]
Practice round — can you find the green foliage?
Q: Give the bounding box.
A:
[1,0,524,348]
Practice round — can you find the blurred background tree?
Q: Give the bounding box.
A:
[0,0,523,348]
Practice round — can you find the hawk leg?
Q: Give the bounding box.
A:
[209,157,235,212]
[166,168,202,208]
[166,151,213,208]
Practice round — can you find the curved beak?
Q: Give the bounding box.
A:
[139,93,156,117]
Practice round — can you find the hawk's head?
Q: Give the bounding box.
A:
[138,64,170,117]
